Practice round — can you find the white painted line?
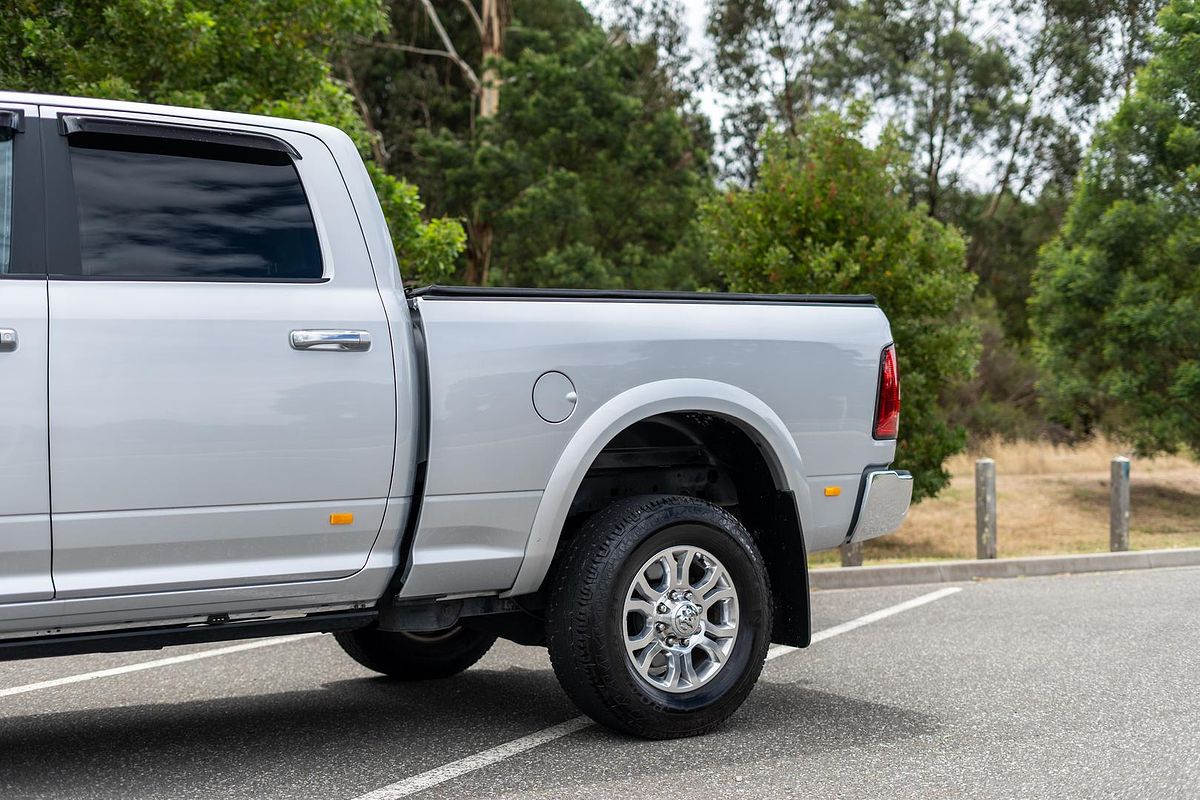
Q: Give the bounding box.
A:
[767,585,962,661]
[350,585,964,800]
[0,633,319,699]
[352,716,593,800]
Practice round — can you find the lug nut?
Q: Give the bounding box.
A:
[656,622,666,631]
[666,636,676,645]
[657,603,669,613]
[682,638,690,646]
[669,591,679,601]
[684,591,693,600]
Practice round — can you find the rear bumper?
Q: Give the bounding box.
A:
[849,470,913,543]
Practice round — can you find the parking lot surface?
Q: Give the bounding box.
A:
[1,566,1197,799]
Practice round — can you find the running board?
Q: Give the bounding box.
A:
[0,609,377,662]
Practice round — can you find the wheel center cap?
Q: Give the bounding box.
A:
[672,602,702,637]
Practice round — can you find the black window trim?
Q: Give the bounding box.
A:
[58,114,302,160]
[45,273,330,285]
[0,109,23,138]
[0,106,44,279]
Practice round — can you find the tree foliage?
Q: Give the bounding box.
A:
[349,0,715,288]
[705,0,838,183]
[707,0,1161,201]
[707,0,1164,342]
[1030,0,1200,455]
[700,111,979,499]
[0,0,463,282]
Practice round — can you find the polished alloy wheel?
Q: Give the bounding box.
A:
[622,543,740,693]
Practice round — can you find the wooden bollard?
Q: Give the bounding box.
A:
[976,458,997,559]
[1111,456,1131,552]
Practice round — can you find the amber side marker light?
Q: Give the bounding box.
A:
[824,486,842,497]
[330,513,355,525]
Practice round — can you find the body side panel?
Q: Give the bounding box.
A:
[0,104,414,635]
[396,490,542,598]
[409,298,896,597]
[0,498,408,636]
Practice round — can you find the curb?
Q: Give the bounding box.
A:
[809,547,1200,590]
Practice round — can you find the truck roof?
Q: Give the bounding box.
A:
[0,91,345,141]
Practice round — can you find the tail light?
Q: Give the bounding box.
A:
[873,344,900,439]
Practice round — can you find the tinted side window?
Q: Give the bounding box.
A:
[67,135,322,281]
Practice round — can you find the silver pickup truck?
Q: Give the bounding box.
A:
[0,92,911,738]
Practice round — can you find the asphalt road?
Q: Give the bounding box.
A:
[1,566,1197,799]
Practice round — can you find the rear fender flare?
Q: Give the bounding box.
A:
[503,378,812,596]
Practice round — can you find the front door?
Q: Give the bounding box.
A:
[0,102,52,604]
[40,107,398,598]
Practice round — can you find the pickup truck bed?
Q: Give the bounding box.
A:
[402,286,901,606]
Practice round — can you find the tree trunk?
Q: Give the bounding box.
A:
[985,108,1028,220]
[465,1,508,284]
[479,0,507,120]
[465,219,493,286]
[339,54,389,169]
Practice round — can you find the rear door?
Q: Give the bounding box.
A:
[40,107,398,598]
[0,102,52,603]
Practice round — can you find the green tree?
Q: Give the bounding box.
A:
[706,0,1163,333]
[705,0,839,184]
[944,296,1044,444]
[700,0,1166,447]
[700,111,979,500]
[349,0,715,288]
[0,0,463,282]
[816,0,1017,218]
[1030,0,1200,455]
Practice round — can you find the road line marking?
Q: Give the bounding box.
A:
[349,585,964,800]
[767,585,962,660]
[0,633,319,699]
[352,717,593,800]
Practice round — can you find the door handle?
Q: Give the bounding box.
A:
[290,330,372,352]
[0,329,16,352]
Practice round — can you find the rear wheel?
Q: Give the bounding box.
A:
[335,625,496,680]
[547,495,772,739]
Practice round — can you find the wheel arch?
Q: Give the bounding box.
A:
[506,379,812,647]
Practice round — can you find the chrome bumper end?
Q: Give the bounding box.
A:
[849,470,913,543]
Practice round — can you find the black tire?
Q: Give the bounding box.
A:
[335,624,496,680]
[546,494,772,739]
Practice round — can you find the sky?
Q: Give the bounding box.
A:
[585,0,728,131]
[682,2,727,131]
[582,0,1031,189]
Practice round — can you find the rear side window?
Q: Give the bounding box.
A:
[66,134,322,281]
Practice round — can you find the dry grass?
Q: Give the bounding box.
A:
[810,437,1200,567]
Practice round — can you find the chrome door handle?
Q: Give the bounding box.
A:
[0,329,16,352]
[290,330,372,352]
